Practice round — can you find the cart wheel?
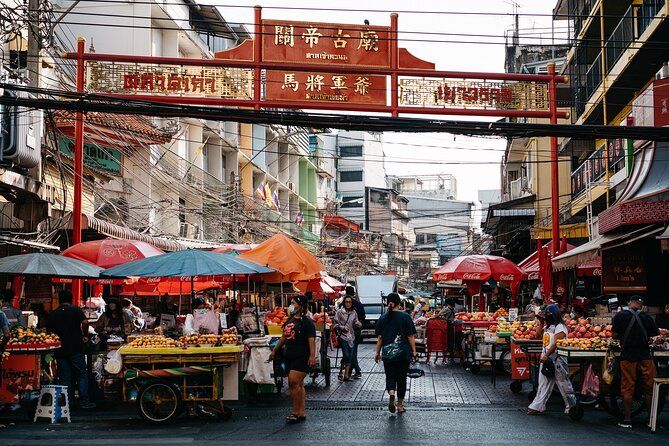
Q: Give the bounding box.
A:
[463,360,472,370]
[136,381,183,424]
[528,390,537,402]
[510,381,523,394]
[497,350,512,375]
[606,389,665,418]
[568,403,584,421]
[324,358,331,387]
[470,363,481,375]
[218,405,233,421]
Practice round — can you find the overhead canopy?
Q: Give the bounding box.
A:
[239,233,325,282]
[552,225,663,271]
[0,252,101,278]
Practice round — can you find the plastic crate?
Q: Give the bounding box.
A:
[266,325,283,335]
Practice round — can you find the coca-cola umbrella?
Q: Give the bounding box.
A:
[61,238,165,268]
[432,255,524,309]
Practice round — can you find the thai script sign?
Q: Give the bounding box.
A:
[60,137,122,175]
[87,63,253,99]
[398,78,549,110]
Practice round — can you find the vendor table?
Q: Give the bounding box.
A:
[119,345,243,423]
[557,347,669,418]
[1,343,60,416]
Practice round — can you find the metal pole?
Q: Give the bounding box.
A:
[390,13,399,117]
[253,6,262,110]
[72,37,86,306]
[548,62,560,256]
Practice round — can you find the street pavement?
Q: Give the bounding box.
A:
[1,343,667,445]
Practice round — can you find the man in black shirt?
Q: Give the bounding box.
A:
[48,290,95,409]
[347,286,366,379]
[612,295,659,428]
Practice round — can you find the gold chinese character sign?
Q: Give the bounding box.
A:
[262,20,390,68]
[265,71,386,105]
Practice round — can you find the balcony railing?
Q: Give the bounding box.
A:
[584,52,602,102]
[572,0,597,39]
[637,0,666,36]
[604,5,635,73]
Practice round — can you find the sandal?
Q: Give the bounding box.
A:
[397,405,406,413]
[286,413,301,424]
[527,409,544,415]
[388,394,396,413]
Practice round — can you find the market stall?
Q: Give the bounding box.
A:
[1,328,61,415]
[118,332,243,423]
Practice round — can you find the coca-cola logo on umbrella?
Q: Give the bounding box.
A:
[593,268,601,276]
[462,273,482,280]
[499,274,516,281]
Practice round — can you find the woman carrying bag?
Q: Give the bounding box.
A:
[374,293,417,414]
[334,295,361,382]
[269,294,316,424]
[527,304,579,416]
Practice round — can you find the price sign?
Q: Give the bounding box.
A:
[510,342,530,381]
[508,308,518,322]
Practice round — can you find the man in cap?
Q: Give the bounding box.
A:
[612,295,658,429]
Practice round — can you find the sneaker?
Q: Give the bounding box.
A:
[618,421,632,429]
[79,402,96,409]
[388,394,396,414]
[352,372,362,380]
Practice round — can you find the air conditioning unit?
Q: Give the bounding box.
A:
[1,90,41,168]
[287,182,296,192]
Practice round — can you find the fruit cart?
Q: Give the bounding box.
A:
[557,347,669,418]
[509,338,543,398]
[119,337,243,423]
[1,342,60,417]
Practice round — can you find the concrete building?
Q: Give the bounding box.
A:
[326,131,386,230]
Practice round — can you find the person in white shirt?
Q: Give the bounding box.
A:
[184,297,219,336]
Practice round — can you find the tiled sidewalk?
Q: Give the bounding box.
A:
[292,343,529,405]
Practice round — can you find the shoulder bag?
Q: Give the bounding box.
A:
[381,315,408,361]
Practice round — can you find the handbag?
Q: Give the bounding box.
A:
[541,358,555,378]
[407,360,425,379]
[381,336,406,361]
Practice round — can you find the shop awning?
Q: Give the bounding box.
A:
[0,234,60,251]
[552,224,663,271]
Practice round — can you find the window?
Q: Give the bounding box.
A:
[340,145,363,157]
[341,196,363,208]
[340,171,363,182]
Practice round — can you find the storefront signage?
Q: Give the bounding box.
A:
[399,79,549,111]
[607,138,626,173]
[261,20,390,68]
[265,70,386,105]
[602,245,647,293]
[59,137,122,175]
[0,354,40,404]
[87,63,253,99]
[510,342,530,380]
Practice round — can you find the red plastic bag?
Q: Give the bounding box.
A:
[330,330,339,349]
[581,363,600,398]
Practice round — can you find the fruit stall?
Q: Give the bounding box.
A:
[556,327,669,418]
[1,328,61,414]
[117,330,243,423]
[455,309,512,376]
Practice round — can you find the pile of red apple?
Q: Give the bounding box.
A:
[565,318,612,339]
[455,312,501,322]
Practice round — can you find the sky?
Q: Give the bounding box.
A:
[205,0,562,202]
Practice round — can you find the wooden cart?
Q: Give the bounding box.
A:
[119,345,243,423]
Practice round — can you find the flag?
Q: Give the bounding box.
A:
[192,136,210,159]
[271,190,281,210]
[295,212,304,227]
[264,183,274,208]
[255,181,266,201]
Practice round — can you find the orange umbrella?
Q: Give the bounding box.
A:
[239,233,324,282]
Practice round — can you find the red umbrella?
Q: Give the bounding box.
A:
[212,243,258,254]
[433,255,524,308]
[61,238,165,268]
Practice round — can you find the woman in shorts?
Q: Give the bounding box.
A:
[269,294,316,424]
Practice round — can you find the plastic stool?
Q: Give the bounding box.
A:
[650,378,669,433]
[34,385,71,423]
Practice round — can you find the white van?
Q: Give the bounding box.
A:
[355,275,397,338]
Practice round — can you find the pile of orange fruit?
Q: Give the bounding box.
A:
[265,308,289,326]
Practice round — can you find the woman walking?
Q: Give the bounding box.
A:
[527,304,578,415]
[334,295,361,382]
[269,294,316,424]
[374,293,417,414]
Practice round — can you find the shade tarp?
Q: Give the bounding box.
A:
[101,249,274,278]
[121,279,224,296]
[239,233,324,282]
[0,252,102,278]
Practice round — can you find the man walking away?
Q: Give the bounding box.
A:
[612,295,658,429]
[348,286,366,379]
[1,290,26,328]
[48,290,96,409]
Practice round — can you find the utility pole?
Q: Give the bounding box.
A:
[27,0,40,88]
